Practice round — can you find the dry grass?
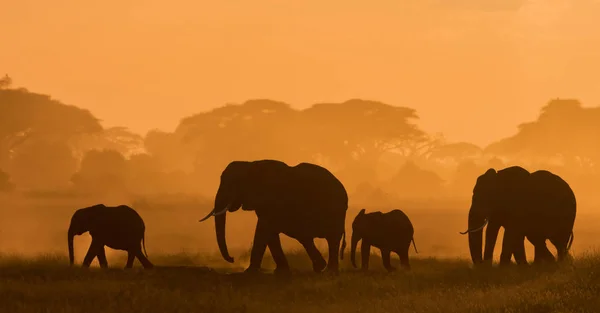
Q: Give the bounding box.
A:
[2,250,600,313]
[2,194,600,312]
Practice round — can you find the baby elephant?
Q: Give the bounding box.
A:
[351,208,418,271]
[67,204,153,269]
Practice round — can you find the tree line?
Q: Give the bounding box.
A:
[1,76,599,209]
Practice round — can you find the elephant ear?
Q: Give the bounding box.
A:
[484,168,497,176]
[473,168,497,194]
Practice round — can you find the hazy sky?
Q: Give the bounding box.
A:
[2,0,599,147]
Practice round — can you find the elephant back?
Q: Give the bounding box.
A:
[528,170,576,222]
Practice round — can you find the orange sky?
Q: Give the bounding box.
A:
[1,0,599,147]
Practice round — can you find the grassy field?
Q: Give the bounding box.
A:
[2,250,600,313]
[2,194,600,312]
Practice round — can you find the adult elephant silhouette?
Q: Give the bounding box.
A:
[460,166,576,266]
[199,159,348,275]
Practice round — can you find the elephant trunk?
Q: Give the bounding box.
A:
[350,232,360,268]
[467,208,484,265]
[468,230,483,265]
[68,227,75,266]
[215,212,234,263]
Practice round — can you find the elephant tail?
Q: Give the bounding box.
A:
[567,231,574,251]
[411,237,418,254]
[142,233,149,258]
[339,230,347,260]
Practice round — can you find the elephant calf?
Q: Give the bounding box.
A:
[68,204,153,269]
[351,208,418,271]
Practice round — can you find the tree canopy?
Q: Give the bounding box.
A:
[300,99,432,167]
[0,88,103,169]
[485,99,600,166]
[6,79,600,206]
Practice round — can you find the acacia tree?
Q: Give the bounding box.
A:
[70,126,145,160]
[9,141,78,190]
[166,98,441,195]
[429,141,483,165]
[0,85,103,189]
[485,99,600,169]
[171,99,305,195]
[299,99,437,169]
[0,74,12,89]
[176,99,304,165]
[483,98,600,204]
[71,149,129,194]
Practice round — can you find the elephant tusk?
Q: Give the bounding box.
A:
[199,203,232,222]
[459,219,488,235]
[213,204,230,216]
[199,208,216,222]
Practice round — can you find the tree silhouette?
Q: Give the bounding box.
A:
[300,99,433,169]
[177,99,304,167]
[71,149,128,194]
[8,141,78,190]
[485,99,600,168]
[386,160,445,199]
[0,87,103,170]
[71,126,145,160]
[429,141,483,164]
[0,74,12,89]
[0,168,14,192]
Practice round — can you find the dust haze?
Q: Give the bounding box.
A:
[3,3,600,312]
[2,73,600,267]
[2,0,600,268]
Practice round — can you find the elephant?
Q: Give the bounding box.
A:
[350,208,418,271]
[460,166,576,267]
[68,204,153,269]
[199,159,348,275]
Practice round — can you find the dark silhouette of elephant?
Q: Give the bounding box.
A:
[68,204,153,269]
[350,209,418,271]
[199,159,348,275]
[460,166,576,266]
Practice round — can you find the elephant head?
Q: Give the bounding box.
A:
[350,208,368,268]
[459,168,498,264]
[460,166,530,265]
[198,161,268,263]
[67,207,97,266]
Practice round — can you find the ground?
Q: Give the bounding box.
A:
[2,194,600,312]
[2,251,600,313]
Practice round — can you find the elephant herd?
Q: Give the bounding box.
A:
[67,159,577,274]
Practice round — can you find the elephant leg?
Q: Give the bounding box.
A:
[483,222,501,265]
[135,246,154,269]
[299,239,327,273]
[512,234,528,266]
[125,251,136,269]
[245,219,270,273]
[533,243,555,264]
[550,234,571,262]
[96,246,108,269]
[360,240,371,271]
[82,240,102,268]
[267,234,290,275]
[325,233,343,273]
[528,235,554,264]
[397,243,411,270]
[499,229,520,266]
[381,249,395,272]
